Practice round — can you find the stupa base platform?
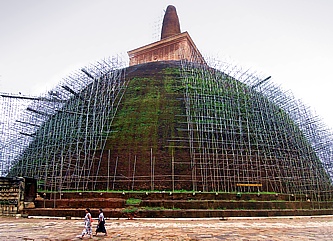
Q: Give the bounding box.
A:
[22,191,333,218]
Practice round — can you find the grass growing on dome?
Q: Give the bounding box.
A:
[105,65,185,160]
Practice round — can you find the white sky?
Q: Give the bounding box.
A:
[1,0,333,129]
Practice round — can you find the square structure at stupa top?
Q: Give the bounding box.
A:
[128,5,205,66]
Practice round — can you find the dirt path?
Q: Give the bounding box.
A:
[0,215,333,240]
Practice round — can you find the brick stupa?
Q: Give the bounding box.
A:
[128,5,205,66]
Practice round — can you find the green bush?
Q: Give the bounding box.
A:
[125,198,141,205]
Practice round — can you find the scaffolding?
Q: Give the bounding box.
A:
[1,56,128,191]
[176,52,333,199]
[1,53,333,200]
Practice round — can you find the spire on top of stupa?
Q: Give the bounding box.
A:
[128,5,205,66]
[161,5,181,40]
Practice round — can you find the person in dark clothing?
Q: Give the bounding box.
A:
[95,208,107,236]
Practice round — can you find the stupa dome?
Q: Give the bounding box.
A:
[2,5,333,201]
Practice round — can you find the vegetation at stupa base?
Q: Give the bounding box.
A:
[1,57,332,203]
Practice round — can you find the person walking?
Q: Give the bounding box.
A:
[95,208,107,236]
[81,208,92,239]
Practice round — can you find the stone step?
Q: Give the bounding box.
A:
[25,207,333,219]
[39,191,300,202]
[34,198,125,208]
[140,200,333,210]
[35,198,333,210]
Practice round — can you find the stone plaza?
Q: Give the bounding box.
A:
[1,215,333,240]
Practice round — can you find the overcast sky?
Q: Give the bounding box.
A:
[1,0,333,129]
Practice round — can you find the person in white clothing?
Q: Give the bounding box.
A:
[81,208,92,239]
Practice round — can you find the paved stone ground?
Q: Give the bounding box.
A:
[0,215,333,240]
